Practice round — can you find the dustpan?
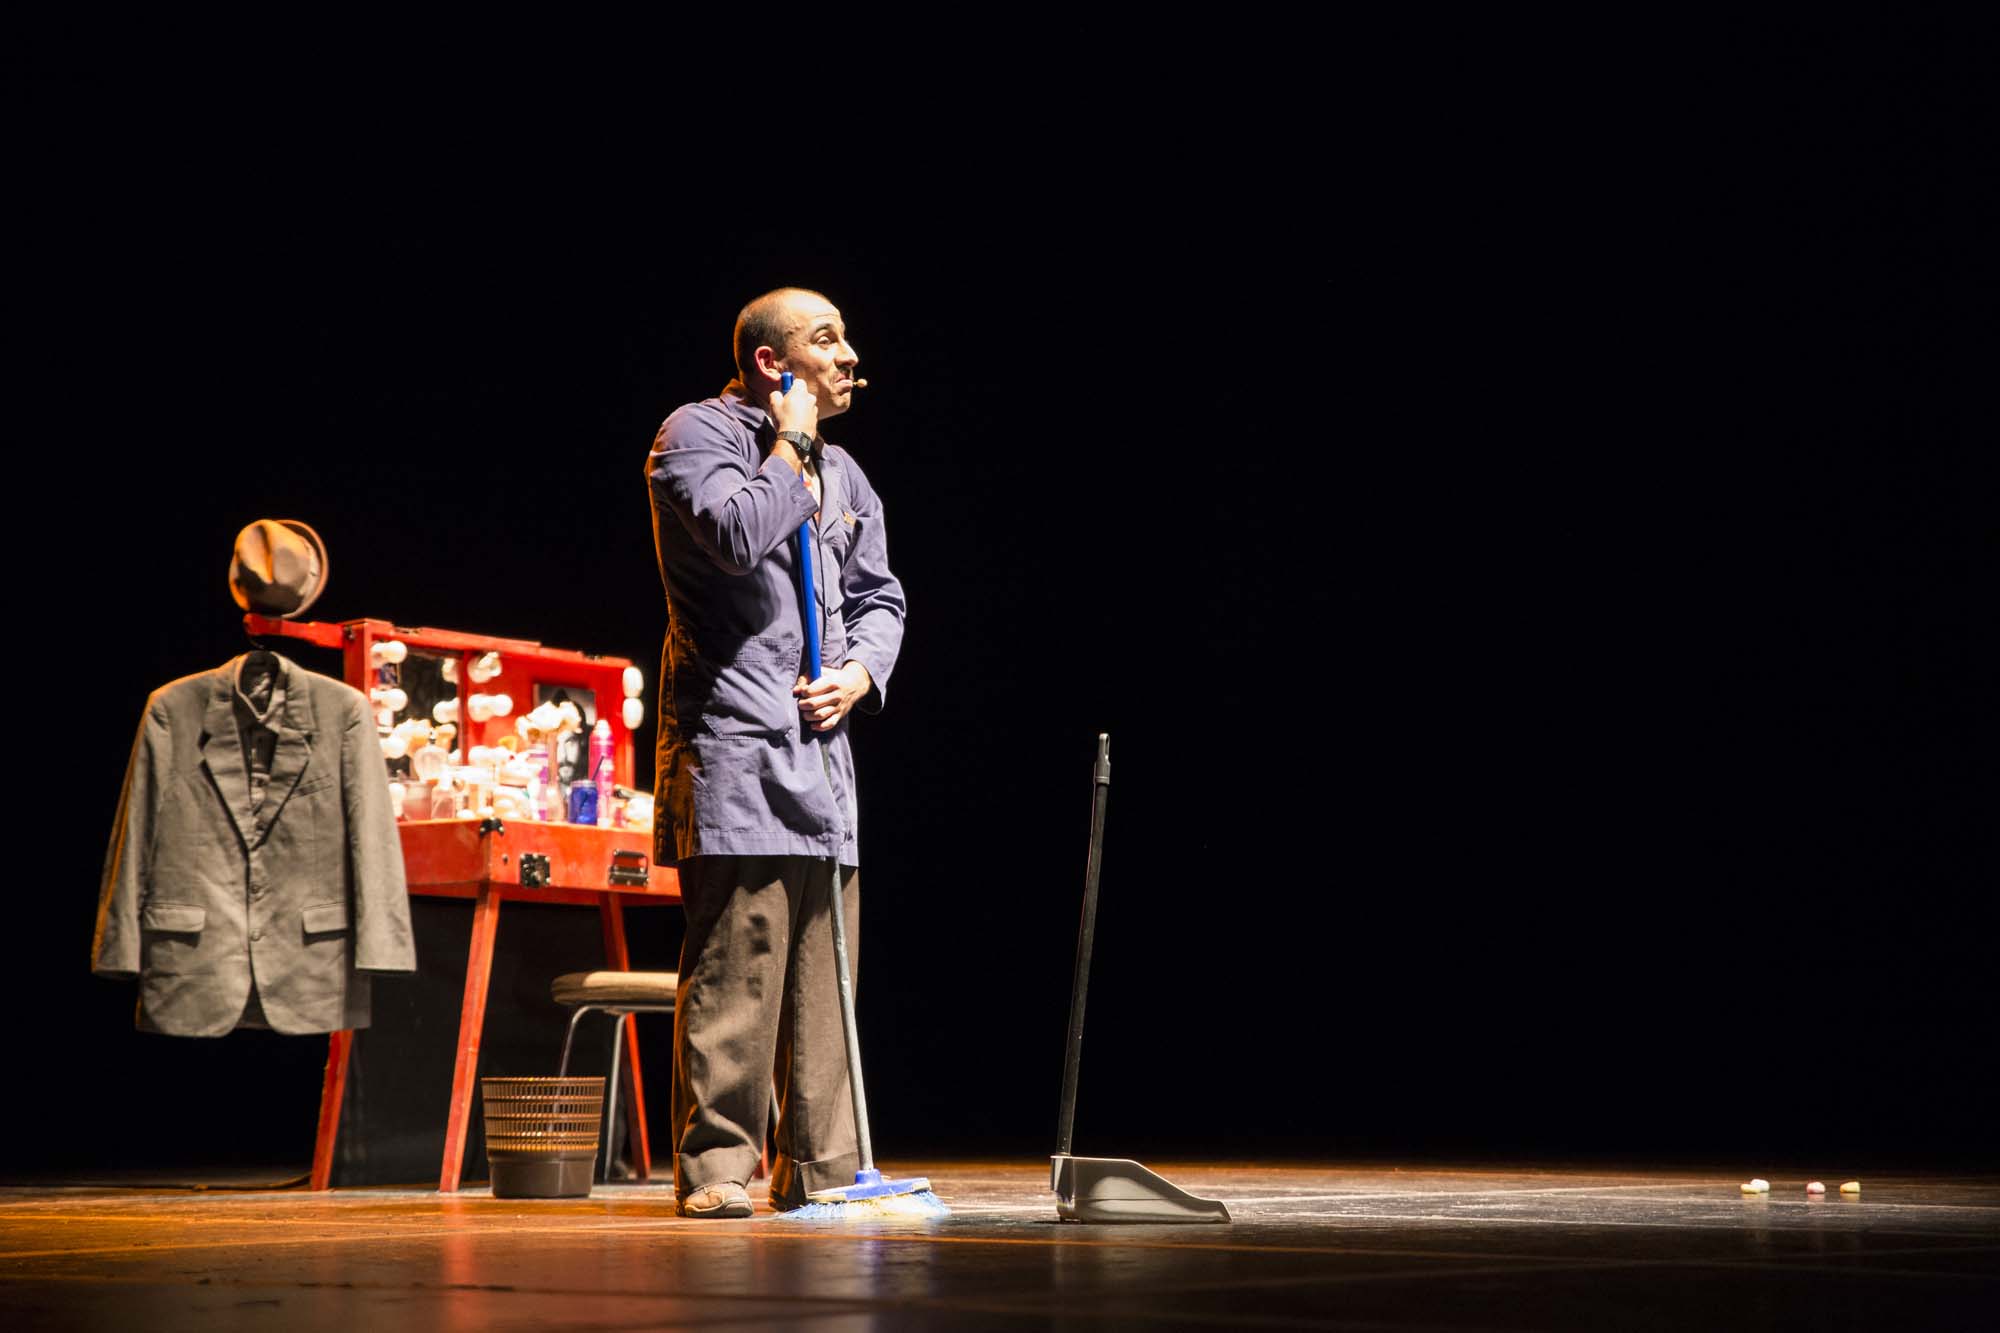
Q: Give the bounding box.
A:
[1050,735,1230,1224]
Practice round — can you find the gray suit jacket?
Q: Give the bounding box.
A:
[93,654,416,1035]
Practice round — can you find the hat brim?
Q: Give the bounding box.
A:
[277,519,329,619]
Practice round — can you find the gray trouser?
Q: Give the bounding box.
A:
[672,854,860,1205]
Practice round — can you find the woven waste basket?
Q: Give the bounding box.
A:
[480,1076,604,1198]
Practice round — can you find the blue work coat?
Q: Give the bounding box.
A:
[646,386,906,866]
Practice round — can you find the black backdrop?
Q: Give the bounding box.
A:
[10,42,1993,1180]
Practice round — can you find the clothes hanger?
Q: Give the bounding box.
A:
[239,623,282,695]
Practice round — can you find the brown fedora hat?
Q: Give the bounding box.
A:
[228,519,329,619]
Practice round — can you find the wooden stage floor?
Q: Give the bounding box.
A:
[3,1161,1996,1329]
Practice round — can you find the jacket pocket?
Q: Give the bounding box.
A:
[821,511,857,573]
[302,901,350,934]
[142,903,205,933]
[694,633,801,737]
[686,736,780,833]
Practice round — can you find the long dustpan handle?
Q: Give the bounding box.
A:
[1056,733,1110,1158]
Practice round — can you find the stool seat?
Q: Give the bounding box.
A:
[552,970,680,1007]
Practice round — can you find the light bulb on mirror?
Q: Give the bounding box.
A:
[468,693,515,723]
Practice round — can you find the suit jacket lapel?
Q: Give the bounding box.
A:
[199,664,255,850]
[253,655,319,847]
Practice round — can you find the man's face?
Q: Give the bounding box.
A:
[776,297,860,421]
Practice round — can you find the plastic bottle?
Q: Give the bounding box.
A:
[589,720,616,827]
[588,720,613,786]
[524,744,552,820]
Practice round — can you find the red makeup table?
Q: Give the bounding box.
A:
[310,818,681,1192]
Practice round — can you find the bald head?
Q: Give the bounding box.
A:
[733,288,829,382]
[731,287,861,425]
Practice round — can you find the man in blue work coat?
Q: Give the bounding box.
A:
[646,288,907,1217]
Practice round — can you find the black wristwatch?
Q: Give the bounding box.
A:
[777,430,816,460]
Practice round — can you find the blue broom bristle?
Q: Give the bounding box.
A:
[778,1188,950,1222]
[812,1168,929,1201]
[778,1171,950,1221]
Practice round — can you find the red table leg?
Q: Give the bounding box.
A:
[599,897,652,1180]
[309,1029,353,1191]
[440,883,502,1192]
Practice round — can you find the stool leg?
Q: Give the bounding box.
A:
[558,1005,593,1077]
[602,1013,625,1183]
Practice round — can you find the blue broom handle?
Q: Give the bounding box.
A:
[780,371,824,680]
[798,521,822,680]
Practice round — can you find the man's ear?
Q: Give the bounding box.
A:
[751,344,788,380]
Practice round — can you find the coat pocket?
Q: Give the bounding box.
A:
[301,900,350,935]
[142,903,205,933]
[821,510,858,572]
[140,902,207,977]
[686,735,783,833]
[694,633,801,737]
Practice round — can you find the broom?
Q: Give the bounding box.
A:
[776,372,947,1221]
